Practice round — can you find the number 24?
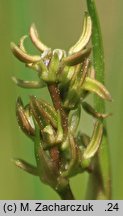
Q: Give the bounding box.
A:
[107,203,119,211]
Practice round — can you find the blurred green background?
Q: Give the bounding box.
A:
[0,0,123,199]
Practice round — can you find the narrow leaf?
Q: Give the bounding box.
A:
[86,0,111,199]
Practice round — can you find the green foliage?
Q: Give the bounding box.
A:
[11,1,112,199]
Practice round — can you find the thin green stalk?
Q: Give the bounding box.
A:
[86,0,111,199]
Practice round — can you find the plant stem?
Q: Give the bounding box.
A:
[48,83,68,134]
[57,184,75,200]
[86,0,111,199]
[48,83,74,199]
[85,157,105,199]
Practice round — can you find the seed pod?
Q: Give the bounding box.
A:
[34,97,57,128]
[18,35,28,52]
[30,96,50,130]
[83,121,103,159]
[29,23,49,52]
[82,102,111,119]
[63,48,91,66]
[11,42,41,63]
[12,76,45,89]
[82,77,112,101]
[69,12,92,54]
[16,97,35,137]
[12,158,38,176]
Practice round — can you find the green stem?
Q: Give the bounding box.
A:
[85,157,104,199]
[86,0,111,199]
